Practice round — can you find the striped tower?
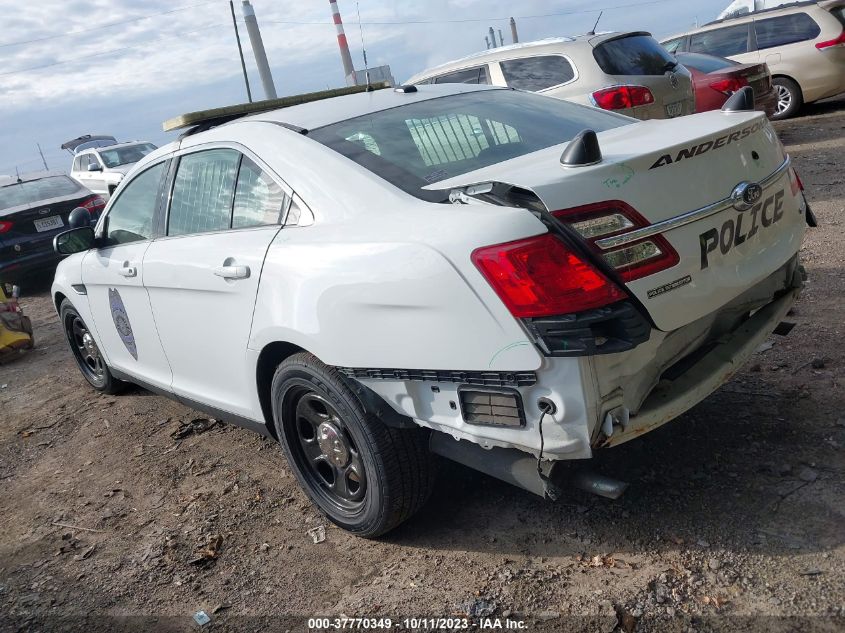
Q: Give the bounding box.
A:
[329,0,356,84]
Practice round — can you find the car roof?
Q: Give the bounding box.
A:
[661,0,832,39]
[243,83,506,131]
[0,171,70,187]
[405,31,642,82]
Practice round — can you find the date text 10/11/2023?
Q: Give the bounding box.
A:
[307,617,529,630]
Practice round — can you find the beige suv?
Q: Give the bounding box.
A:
[406,32,695,121]
[662,0,845,119]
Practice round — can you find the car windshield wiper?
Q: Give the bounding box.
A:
[664,60,679,72]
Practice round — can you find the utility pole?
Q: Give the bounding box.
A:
[329,0,356,85]
[36,144,48,170]
[241,0,277,100]
[510,17,519,43]
[230,0,252,102]
[488,26,497,48]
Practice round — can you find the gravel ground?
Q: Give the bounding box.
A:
[1,98,844,633]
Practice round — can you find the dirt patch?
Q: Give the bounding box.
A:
[2,99,844,633]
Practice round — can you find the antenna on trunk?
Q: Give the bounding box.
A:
[356,3,372,91]
[587,11,603,35]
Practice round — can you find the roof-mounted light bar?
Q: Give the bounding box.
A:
[162,82,392,133]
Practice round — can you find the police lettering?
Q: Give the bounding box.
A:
[699,190,784,269]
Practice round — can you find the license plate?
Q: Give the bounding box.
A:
[34,215,64,232]
[665,101,683,118]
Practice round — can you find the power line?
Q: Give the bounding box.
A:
[260,0,679,27]
[0,0,221,49]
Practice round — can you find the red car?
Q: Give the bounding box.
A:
[675,52,778,118]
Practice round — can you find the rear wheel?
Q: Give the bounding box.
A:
[60,300,125,394]
[271,352,435,537]
[772,77,803,120]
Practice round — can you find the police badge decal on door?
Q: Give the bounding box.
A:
[108,288,138,360]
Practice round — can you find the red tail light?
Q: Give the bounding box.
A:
[592,85,655,110]
[81,195,106,215]
[710,76,748,95]
[0,220,12,234]
[553,201,680,283]
[816,30,845,49]
[788,167,804,196]
[472,234,626,318]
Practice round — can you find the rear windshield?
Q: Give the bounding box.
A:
[675,52,739,73]
[0,176,82,212]
[99,143,157,168]
[309,90,630,201]
[593,34,677,76]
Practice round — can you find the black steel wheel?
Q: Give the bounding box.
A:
[271,352,435,537]
[291,390,367,512]
[60,300,125,394]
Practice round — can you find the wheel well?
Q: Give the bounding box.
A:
[256,341,305,439]
[54,291,68,314]
[772,74,804,98]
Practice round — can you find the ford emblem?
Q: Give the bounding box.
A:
[731,182,764,211]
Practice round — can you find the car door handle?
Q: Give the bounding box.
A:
[118,265,137,278]
[213,265,250,280]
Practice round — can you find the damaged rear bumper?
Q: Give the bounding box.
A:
[598,271,802,447]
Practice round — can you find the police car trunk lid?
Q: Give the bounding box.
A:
[440,111,806,332]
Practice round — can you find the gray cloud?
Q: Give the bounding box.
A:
[0,0,727,174]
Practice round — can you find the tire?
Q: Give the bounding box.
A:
[60,299,126,394]
[772,77,803,120]
[271,352,435,537]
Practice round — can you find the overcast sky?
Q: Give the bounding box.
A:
[0,0,729,176]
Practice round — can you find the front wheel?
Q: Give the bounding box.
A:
[60,300,126,394]
[772,77,803,120]
[271,352,435,537]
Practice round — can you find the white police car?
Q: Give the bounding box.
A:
[51,83,813,536]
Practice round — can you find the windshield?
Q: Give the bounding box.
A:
[0,176,82,212]
[676,52,738,74]
[98,143,157,168]
[309,90,631,201]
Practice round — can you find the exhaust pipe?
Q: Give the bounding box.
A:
[571,470,628,499]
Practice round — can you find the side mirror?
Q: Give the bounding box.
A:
[54,227,95,255]
[68,206,91,229]
[87,163,102,172]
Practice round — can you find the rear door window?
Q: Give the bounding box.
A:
[688,24,751,57]
[104,162,166,245]
[168,149,239,237]
[593,34,677,75]
[754,13,821,49]
[433,66,490,84]
[499,56,576,91]
[232,156,288,229]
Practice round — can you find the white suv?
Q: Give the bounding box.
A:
[406,32,695,120]
[69,141,157,198]
[51,84,810,536]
